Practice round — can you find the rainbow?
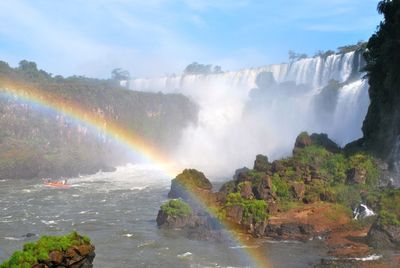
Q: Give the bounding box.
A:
[0,78,271,267]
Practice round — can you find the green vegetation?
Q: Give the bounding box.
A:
[0,59,198,179]
[160,199,192,217]
[226,192,268,223]
[378,189,400,226]
[183,62,222,75]
[271,174,290,199]
[0,231,90,268]
[174,169,212,190]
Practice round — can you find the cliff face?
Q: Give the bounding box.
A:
[0,61,198,179]
[362,0,400,162]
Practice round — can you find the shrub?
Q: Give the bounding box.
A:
[321,153,347,185]
[160,199,192,217]
[226,193,268,223]
[378,189,400,226]
[295,145,330,166]
[271,174,290,199]
[348,153,379,186]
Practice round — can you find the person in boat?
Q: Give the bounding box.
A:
[63,179,67,185]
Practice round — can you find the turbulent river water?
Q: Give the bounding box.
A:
[0,164,328,268]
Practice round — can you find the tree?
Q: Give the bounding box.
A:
[17,60,51,80]
[111,68,130,81]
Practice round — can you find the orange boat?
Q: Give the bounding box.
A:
[43,179,71,189]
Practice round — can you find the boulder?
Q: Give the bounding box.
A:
[168,169,212,200]
[310,133,341,153]
[226,205,244,224]
[294,132,312,150]
[291,182,305,200]
[254,176,274,201]
[239,181,253,199]
[49,251,63,264]
[156,199,194,229]
[367,219,400,249]
[253,154,270,172]
[346,168,367,185]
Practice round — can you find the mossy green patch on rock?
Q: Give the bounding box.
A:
[0,231,92,268]
[378,189,400,226]
[225,192,268,223]
[168,169,213,200]
[160,199,192,217]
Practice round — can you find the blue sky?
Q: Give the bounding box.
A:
[0,0,382,78]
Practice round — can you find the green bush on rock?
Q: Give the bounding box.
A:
[0,231,91,268]
[160,199,192,217]
[226,192,268,223]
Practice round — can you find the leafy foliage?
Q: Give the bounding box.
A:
[271,174,290,199]
[160,199,192,217]
[226,192,268,223]
[378,189,400,226]
[183,62,222,75]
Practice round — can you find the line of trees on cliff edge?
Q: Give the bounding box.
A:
[0,59,131,88]
[0,59,198,179]
[288,41,367,62]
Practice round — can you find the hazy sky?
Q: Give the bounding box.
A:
[0,0,381,79]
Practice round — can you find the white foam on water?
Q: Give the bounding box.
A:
[4,237,24,241]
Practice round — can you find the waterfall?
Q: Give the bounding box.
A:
[130,51,369,178]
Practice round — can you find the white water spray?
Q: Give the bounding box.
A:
[131,51,369,178]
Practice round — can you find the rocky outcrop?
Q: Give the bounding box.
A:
[265,222,316,241]
[168,169,213,202]
[367,219,400,249]
[346,168,367,185]
[294,132,341,154]
[156,209,195,229]
[253,154,270,172]
[32,244,95,268]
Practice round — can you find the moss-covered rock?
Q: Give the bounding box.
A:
[0,231,94,268]
[156,199,193,228]
[253,154,270,172]
[168,169,212,200]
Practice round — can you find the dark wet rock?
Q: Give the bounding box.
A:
[253,154,270,172]
[168,169,212,201]
[346,168,367,185]
[310,133,341,153]
[24,232,37,238]
[367,219,400,249]
[265,222,316,240]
